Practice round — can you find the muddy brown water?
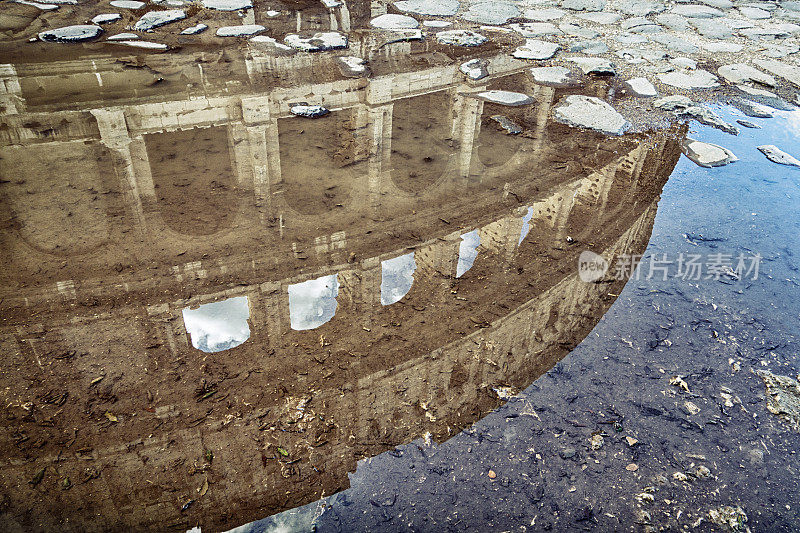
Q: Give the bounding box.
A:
[0,31,692,533]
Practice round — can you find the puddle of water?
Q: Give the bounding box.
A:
[381,252,416,305]
[0,50,693,532]
[456,229,481,277]
[288,274,339,330]
[652,104,800,327]
[518,206,534,245]
[240,104,800,533]
[181,296,251,353]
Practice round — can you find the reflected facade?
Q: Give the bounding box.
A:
[0,39,684,532]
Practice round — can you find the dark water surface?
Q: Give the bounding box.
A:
[236,107,800,532]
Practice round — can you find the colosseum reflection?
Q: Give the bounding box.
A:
[0,43,684,532]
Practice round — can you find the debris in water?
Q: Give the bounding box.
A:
[708,505,749,532]
[757,370,800,430]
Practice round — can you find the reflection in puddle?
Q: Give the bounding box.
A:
[456,230,481,277]
[181,296,251,353]
[0,38,690,531]
[288,274,339,330]
[519,206,534,245]
[381,252,416,305]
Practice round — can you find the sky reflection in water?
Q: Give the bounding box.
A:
[182,296,251,353]
[288,274,339,330]
[381,252,416,305]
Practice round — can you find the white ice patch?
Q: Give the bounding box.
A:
[457,230,480,277]
[182,296,251,353]
[460,58,488,80]
[381,253,416,305]
[625,77,658,97]
[288,275,339,330]
[133,9,186,31]
[657,69,719,89]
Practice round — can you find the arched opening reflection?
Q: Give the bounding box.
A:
[146,126,238,235]
[381,252,416,305]
[456,230,480,277]
[182,296,251,353]
[288,274,339,330]
[390,91,456,193]
[519,206,534,244]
